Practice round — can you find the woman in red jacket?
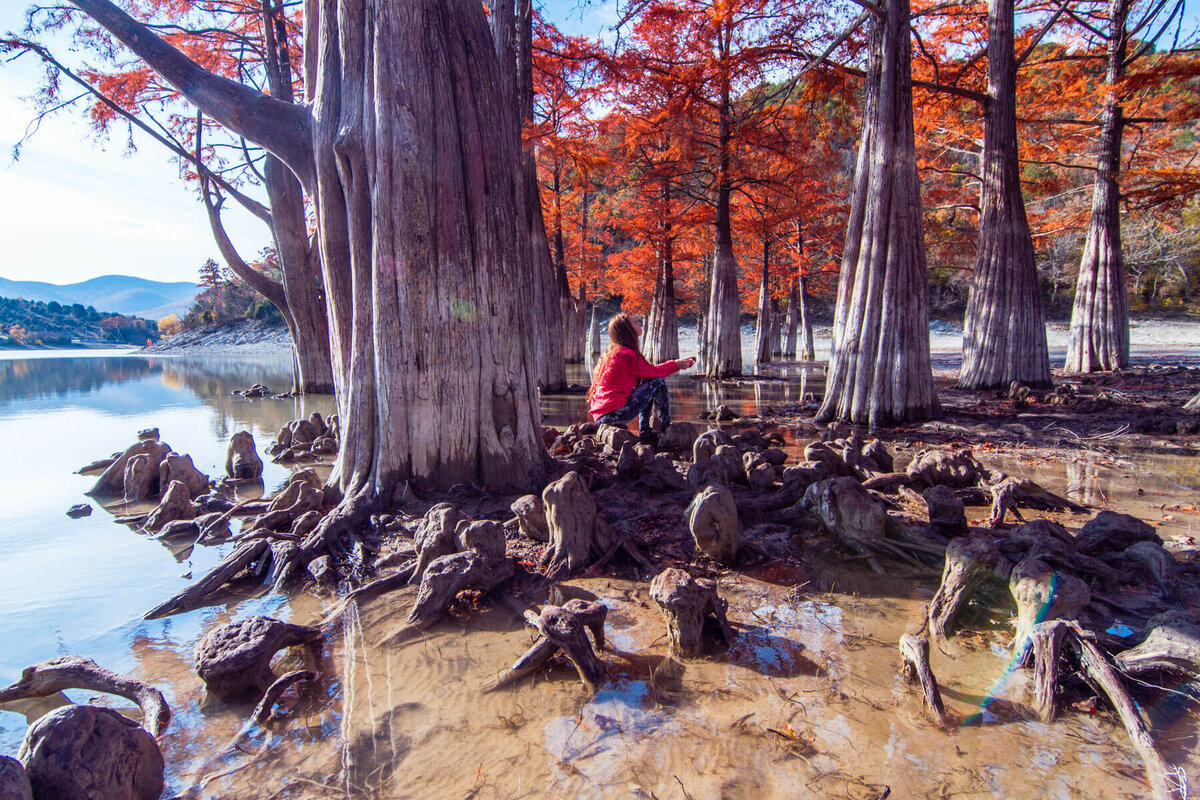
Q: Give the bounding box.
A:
[587,313,695,442]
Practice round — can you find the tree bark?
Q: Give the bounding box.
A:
[817,0,937,426]
[755,237,773,364]
[798,273,816,361]
[645,184,680,363]
[1065,0,1131,373]
[703,48,743,379]
[783,279,799,359]
[959,0,1051,390]
[562,191,589,364]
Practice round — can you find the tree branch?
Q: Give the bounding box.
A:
[68,0,314,186]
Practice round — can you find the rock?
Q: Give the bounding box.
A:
[1075,511,1160,555]
[649,568,735,659]
[802,477,889,570]
[1123,540,1180,599]
[510,494,549,542]
[19,705,163,800]
[743,452,776,492]
[65,504,91,519]
[289,419,319,445]
[615,441,641,481]
[144,481,196,533]
[686,484,740,563]
[194,616,322,699]
[541,471,612,577]
[803,441,847,477]
[861,439,894,472]
[712,444,746,485]
[122,454,154,504]
[307,412,328,438]
[692,429,733,463]
[136,428,159,442]
[274,423,293,449]
[0,757,31,800]
[761,447,787,466]
[157,452,210,498]
[781,461,831,491]
[596,424,637,455]
[714,404,737,422]
[89,439,171,497]
[686,458,729,489]
[657,422,699,455]
[310,436,338,455]
[307,555,335,585]
[905,449,979,488]
[226,431,264,479]
[923,485,967,539]
[75,457,117,475]
[155,518,199,541]
[639,453,687,491]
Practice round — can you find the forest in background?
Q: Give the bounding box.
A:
[0,295,158,346]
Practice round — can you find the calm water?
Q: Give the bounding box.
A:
[0,350,1197,798]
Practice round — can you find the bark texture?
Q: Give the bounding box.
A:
[1064,0,1131,374]
[645,231,680,363]
[703,75,743,378]
[958,0,1051,390]
[817,0,936,426]
[754,239,773,365]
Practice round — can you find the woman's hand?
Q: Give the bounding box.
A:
[677,356,697,369]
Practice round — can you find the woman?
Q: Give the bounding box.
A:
[587,313,696,443]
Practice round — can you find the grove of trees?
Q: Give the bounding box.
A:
[3,0,1198,489]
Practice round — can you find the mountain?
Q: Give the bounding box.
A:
[0,275,199,319]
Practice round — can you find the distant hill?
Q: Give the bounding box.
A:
[0,275,199,319]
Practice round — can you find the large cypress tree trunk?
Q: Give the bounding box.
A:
[817,0,937,426]
[755,238,773,364]
[958,0,1051,390]
[702,53,743,378]
[1065,0,1130,374]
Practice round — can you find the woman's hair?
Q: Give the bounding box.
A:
[586,312,642,402]
[607,313,641,356]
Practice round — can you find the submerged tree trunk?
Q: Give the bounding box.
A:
[959,0,1051,390]
[817,0,937,426]
[755,238,773,364]
[1065,0,1130,374]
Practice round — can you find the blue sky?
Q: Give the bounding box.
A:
[0,2,615,286]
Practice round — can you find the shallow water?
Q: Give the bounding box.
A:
[0,352,1197,799]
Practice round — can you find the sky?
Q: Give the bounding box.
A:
[0,1,616,287]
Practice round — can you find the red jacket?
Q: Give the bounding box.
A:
[588,347,681,419]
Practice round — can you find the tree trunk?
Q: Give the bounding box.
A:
[798,274,816,361]
[562,191,589,364]
[958,0,1051,390]
[1065,0,1130,374]
[755,237,773,364]
[589,305,601,356]
[491,0,567,391]
[784,279,799,359]
[704,69,743,378]
[645,240,680,363]
[817,0,937,426]
[770,298,784,358]
[696,254,713,373]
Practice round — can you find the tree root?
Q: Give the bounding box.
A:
[0,656,170,737]
[482,599,607,693]
[927,537,1002,647]
[898,633,951,728]
[649,568,735,659]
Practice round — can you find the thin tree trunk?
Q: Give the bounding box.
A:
[1065,0,1130,374]
[697,253,713,373]
[755,237,773,364]
[817,0,937,426]
[799,274,816,361]
[959,0,1050,390]
[646,186,680,363]
[784,279,798,358]
[704,61,743,378]
[770,298,784,358]
[563,191,589,364]
[589,305,601,356]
